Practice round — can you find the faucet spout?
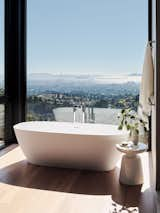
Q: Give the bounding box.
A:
[82,103,86,123]
[73,106,77,123]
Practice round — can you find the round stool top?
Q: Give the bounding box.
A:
[116,142,148,155]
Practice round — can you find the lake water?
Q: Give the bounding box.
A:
[53,107,120,125]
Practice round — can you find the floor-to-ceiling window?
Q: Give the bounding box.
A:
[0,0,4,146]
[27,0,147,124]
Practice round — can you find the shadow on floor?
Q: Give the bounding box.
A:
[0,159,145,210]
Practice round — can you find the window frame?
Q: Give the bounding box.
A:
[156,0,160,190]
[3,0,26,145]
[0,0,5,147]
[2,1,151,147]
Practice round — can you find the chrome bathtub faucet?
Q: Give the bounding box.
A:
[73,103,87,123]
[81,103,86,123]
[73,105,77,123]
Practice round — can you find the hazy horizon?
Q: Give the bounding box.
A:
[27,72,141,85]
[0,72,141,85]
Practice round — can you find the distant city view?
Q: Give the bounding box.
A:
[0,73,140,129]
[26,73,140,124]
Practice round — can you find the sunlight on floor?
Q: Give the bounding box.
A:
[0,147,25,169]
[0,182,140,213]
[0,182,111,213]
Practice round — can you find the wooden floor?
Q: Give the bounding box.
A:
[0,144,156,213]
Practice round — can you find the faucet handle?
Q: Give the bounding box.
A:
[82,103,86,112]
[73,105,77,112]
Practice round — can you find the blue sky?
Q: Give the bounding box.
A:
[0,1,148,76]
[28,0,147,75]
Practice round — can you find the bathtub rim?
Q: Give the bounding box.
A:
[13,121,128,137]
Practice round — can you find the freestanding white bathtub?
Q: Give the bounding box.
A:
[14,121,127,171]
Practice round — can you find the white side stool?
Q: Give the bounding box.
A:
[116,142,147,185]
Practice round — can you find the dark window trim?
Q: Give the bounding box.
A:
[0,96,7,104]
[156,0,160,190]
[149,0,152,42]
[4,0,26,145]
[148,0,152,151]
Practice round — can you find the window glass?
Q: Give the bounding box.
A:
[27,0,147,124]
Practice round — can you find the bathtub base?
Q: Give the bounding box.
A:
[27,160,117,172]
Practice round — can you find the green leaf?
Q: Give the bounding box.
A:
[135,129,139,134]
[118,125,123,130]
[121,109,125,114]
[144,127,147,132]
[130,115,135,119]
[126,124,131,130]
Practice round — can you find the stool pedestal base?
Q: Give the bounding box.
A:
[120,154,143,185]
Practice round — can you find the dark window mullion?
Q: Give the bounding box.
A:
[4,0,26,144]
[0,96,7,104]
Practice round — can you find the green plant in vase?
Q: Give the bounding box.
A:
[118,109,148,145]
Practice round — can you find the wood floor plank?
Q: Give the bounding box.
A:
[0,145,156,213]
